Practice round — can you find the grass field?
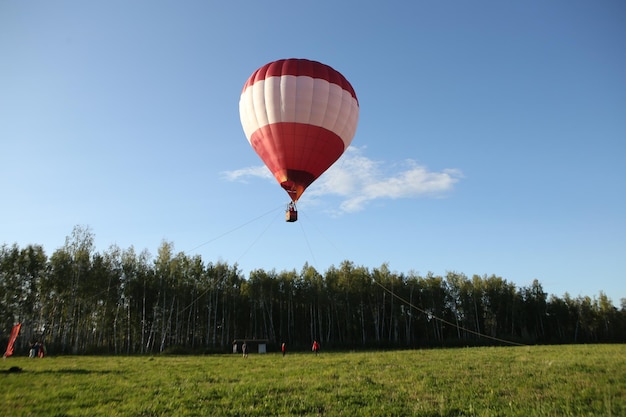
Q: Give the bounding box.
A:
[1,344,624,416]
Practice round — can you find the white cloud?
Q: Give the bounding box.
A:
[221,146,462,213]
[220,165,273,182]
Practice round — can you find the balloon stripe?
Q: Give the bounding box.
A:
[250,123,344,189]
[242,58,358,102]
[239,77,358,146]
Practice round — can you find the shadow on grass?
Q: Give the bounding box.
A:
[2,367,121,375]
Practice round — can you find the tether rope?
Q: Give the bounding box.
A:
[372,279,526,346]
[146,201,528,348]
[185,204,284,254]
[298,210,526,347]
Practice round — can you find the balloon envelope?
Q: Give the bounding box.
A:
[239,58,359,202]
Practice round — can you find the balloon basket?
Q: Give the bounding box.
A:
[285,204,298,222]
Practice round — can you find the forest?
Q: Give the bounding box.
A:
[2,226,625,355]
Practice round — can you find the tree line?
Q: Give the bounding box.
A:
[2,226,625,355]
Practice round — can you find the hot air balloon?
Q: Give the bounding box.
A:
[239,58,359,222]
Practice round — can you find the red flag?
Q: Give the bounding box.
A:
[4,323,21,357]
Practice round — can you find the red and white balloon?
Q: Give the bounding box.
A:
[239,58,359,202]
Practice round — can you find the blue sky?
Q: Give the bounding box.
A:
[1,1,625,306]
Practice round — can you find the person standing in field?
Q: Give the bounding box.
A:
[242,342,248,358]
[281,342,286,357]
[312,340,319,355]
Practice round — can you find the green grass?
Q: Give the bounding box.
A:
[1,345,624,416]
